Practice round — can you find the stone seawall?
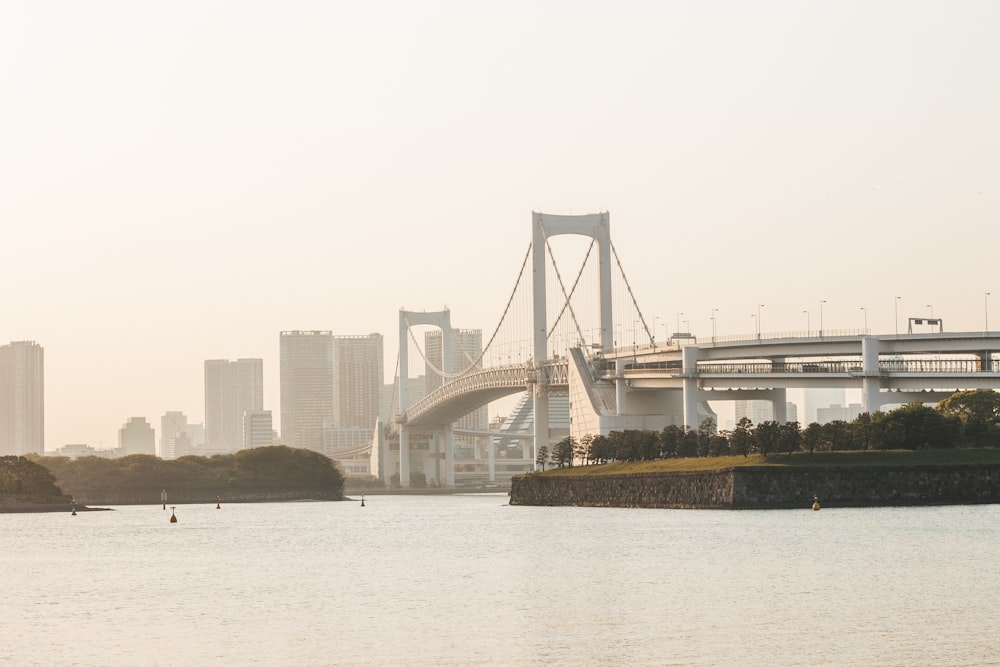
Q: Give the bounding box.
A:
[509,465,1000,509]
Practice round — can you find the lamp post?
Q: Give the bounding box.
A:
[987,292,992,333]
[757,304,764,340]
[819,299,827,337]
[653,316,659,348]
[926,304,934,318]
[676,312,684,338]
[803,310,810,335]
[895,296,901,335]
[711,308,718,343]
[860,306,868,333]
[751,313,757,339]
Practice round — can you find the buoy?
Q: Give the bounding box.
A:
[216,496,221,509]
[812,496,821,511]
[161,489,167,510]
[71,503,77,516]
[170,506,178,523]
[360,495,365,507]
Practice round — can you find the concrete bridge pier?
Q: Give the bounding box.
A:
[615,359,627,416]
[399,424,411,487]
[443,424,455,488]
[861,336,882,414]
[772,388,788,423]
[682,346,700,429]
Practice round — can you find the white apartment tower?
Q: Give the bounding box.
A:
[280,331,333,450]
[332,334,383,429]
[160,411,188,459]
[205,358,263,452]
[243,410,274,449]
[0,341,44,456]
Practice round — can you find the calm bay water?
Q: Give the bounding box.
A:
[3,495,999,666]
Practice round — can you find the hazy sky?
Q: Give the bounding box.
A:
[2,2,997,449]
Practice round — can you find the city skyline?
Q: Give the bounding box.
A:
[2,2,997,449]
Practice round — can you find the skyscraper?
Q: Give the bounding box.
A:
[0,341,44,456]
[160,411,188,459]
[332,334,383,429]
[243,410,274,449]
[118,417,155,456]
[280,331,333,449]
[205,358,263,452]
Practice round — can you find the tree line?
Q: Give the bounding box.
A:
[536,389,1000,468]
[30,445,344,501]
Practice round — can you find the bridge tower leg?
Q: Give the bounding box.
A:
[398,308,453,487]
[861,336,882,414]
[532,212,612,468]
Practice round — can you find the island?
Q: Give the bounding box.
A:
[24,445,344,506]
[1,455,78,512]
[509,449,1000,509]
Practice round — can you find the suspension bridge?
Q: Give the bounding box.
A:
[369,211,1000,488]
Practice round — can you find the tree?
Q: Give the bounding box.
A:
[778,421,802,455]
[535,445,550,471]
[576,434,595,465]
[552,437,576,468]
[878,402,958,450]
[802,422,822,455]
[590,436,613,465]
[755,421,780,457]
[730,417,754,457]
[659,425,685,459]
[937,389,1000,447]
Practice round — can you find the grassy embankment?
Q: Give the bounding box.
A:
[539,449,1000,477]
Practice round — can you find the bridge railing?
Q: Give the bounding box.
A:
[696,359,992,375]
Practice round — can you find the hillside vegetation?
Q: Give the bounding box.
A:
[31,445,344,503]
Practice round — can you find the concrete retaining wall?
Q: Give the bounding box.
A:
[509,465,1000,509]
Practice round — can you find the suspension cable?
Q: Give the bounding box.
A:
[611,240,654,344]
[405,242,533,379]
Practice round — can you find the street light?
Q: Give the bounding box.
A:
[926,304,934,317]
[757,304,764,339]
[751,313,757,339]
[895,296,902,335]
[803,309,810,335]
[819,299,827,337]
[711,308,719,343]
[986,292,992,333]
[676,312,684,337]
[860,306,868,333]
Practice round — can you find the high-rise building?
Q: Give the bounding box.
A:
[160,411,188,459]
[332,334,383,429]
[118,417,155,456]
[0,341,44,456]
[280,331,333,449]
[425,329,487,434]
[243,410,274,449]
[734,400,798,426]
[205,358,263,452]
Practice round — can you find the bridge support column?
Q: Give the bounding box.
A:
[682,346,700,429]
[487,434,495,483]
[615,359,627,415]
[443,424,455,488]
[772,389,788,423]
[980,350,994,372]
[399,425,410,488]
[533,389,548,470]
[861,336,882,414]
